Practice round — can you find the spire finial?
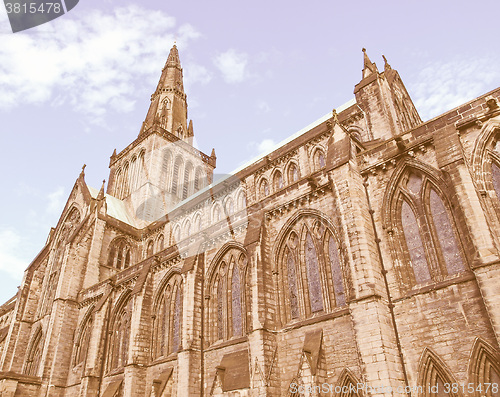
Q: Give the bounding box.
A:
[97,179,106,200]
[361,47,377,79]
[382,54,391,70]
[80,164,86,178]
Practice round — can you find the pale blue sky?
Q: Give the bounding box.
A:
[0,0,499,303]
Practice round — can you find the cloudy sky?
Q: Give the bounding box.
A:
[0,0,499,303]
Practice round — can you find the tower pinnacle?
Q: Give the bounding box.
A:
[361,48,377,79]
[141,44,189,141]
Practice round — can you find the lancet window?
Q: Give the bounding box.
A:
[107,295,133,372]
[152,273,183,359]
[74,312,93,367]
[24,327,43,376]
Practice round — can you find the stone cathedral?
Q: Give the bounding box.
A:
[1,45,500,397]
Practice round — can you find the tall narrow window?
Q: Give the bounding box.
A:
[231,266,242,337]
[75,316,93,366]
[147,240,154,257]
[328,236,346,306]
[183,162,193,200]
[429,189,464,275]
[314,150,326,169]
[286,248,299,319]
[24,328,43,376]
[157,234,164,251]
[216,277,224,341]
[288,163,299,183]
[171,287,183,354]
[305,233,323,313]
[492,162,500,200]
[274,171,284,191]
[260,179,269,197]
[172,157,182,197]
[401,200,431,283]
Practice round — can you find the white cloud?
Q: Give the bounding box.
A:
[0,229,27,279]
[184,63,212,90]
[257,138,276,153]
[47,187,65,215]
[213,49,249,83]
[257,100,271,113]
[410,57,500,120]
[0,6,204,122]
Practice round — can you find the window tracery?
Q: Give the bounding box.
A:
[207,247,248,344]
[74,312,93,367]
[276,214,346,324]
[107,295,133,372]
[107,238,132,270]
[24,327,43,376]
[389,168,466,287]
[152,273,183,359]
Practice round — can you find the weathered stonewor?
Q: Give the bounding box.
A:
[1,45,500,397]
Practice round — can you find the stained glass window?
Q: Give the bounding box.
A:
[429,189,464,275]
[328,236,346,306]
[231,266,242,336]
[286,248,299,319]
[172,287,182,353]
[217,278,224,340]
[305,233,323,313]
[401,201,431,283]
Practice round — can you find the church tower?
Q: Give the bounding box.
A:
[106,44,216,225]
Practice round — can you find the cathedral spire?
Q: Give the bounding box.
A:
[361,48,378,79]
[141,44,189,142]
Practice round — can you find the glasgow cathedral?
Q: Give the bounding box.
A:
[0,45,499,396]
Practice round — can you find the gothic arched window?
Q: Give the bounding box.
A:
[273,171,284,191]
[107,238,132,270]
[207,247,248,344]
[391,169,466,287]
[469,339,500,397]
[107,295,133,372]
[225,198,234,216]
[157,234,164,251]
[276,214,346,324]
[24,327,43,376]
[172,157,183,197]
[260,179,269,197]
[147,240,154,258]
[288,162,299,183]
[314,149,326,170]
[183,162,193,200]
[237,191,247,210]
[152,274,183,359]
[194,214,202,232]
[213,204,222,223]
[160,149,172,191]
[74,312,93,367]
